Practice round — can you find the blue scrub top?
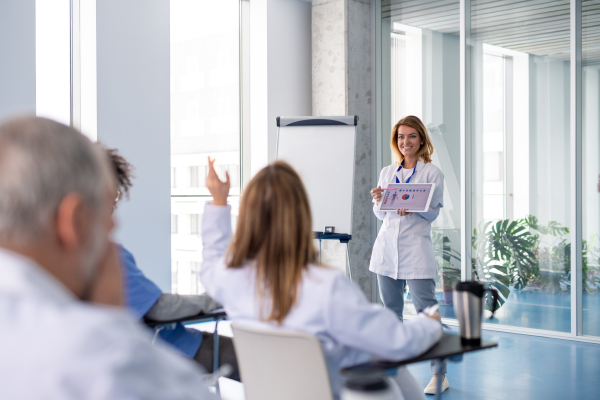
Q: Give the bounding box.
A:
[119,245,203,358]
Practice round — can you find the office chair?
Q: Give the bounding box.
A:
[231,323,334,400]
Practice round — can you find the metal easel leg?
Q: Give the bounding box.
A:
[213,317,221,398]
[319,239,322,264]
[345,242,353,282]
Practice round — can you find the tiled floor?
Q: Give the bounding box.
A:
[192,321,600,400]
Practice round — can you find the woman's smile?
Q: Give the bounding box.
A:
[397,125,423,157]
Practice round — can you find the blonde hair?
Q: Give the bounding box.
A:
[390,115,434,164]
[226,161,317,324]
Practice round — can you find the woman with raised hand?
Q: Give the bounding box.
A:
[201,157,442,399]
[369,115,447,395]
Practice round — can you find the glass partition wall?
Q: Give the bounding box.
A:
[470,0,572,332]
[582,1,600,336]
[379,0,600,340]
[381,1,462,318]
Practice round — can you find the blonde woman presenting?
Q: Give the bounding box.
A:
[370,115,447,395]
[201,157,442,400]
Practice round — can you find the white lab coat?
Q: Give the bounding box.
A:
[0,248,216,400]
[369,160,444,280]
[200,203,442,398]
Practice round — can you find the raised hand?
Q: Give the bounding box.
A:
[206,157,230,206]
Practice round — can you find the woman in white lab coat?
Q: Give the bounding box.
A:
[369,115,447,395]
[201,157,442,400]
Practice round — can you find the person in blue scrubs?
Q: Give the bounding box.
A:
[106,147,239,381]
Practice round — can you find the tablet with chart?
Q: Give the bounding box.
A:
[376,183,436,213]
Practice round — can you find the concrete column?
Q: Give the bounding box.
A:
[312,0,375,300]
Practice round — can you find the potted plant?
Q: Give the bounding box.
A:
[432,232,461,304]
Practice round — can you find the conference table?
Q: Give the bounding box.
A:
[342,332,498,400]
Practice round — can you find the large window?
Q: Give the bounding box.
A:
[170,0,244,294]
[35,0,246,295]
[35,0,71,126]
[35,0,97,139]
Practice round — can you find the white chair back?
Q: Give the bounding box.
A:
[231,323,334,400]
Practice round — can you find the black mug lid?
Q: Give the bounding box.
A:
[344,376,389,392]
[454,280,485,297]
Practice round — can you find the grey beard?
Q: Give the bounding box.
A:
[79,220,108,302]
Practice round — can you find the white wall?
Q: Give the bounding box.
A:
[96,0,172,291]
[250,0,312,176]
[249,0,268,176]
[268,0,312,160]
[0,0,36,121]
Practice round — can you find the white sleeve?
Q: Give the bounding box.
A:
[105,332,218,400]
[416,204,440,223]
[324,274,442,361]
[373,169,387,221]
[199,203,232,302]
[416,168,444,223]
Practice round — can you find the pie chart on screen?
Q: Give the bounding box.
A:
[402,194,410,200]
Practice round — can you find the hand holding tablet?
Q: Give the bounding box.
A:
[375,183,436,213]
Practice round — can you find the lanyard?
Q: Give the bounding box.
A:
[396,160,417,183]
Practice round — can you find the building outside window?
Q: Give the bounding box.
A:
[171,214,179,234]
[170,0,243,295]
[190,214,200,236]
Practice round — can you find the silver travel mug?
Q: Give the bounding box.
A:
[453,281,498,344]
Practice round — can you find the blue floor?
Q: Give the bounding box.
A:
[408,327,600,400]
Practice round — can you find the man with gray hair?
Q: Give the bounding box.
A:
[0,116,216,399]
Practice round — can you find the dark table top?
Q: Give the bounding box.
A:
[342,332,497,376]
[144,309,227,328]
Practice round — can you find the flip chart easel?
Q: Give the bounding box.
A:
[276,116,357,280]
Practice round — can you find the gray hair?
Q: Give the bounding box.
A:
[0,116,114,245]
